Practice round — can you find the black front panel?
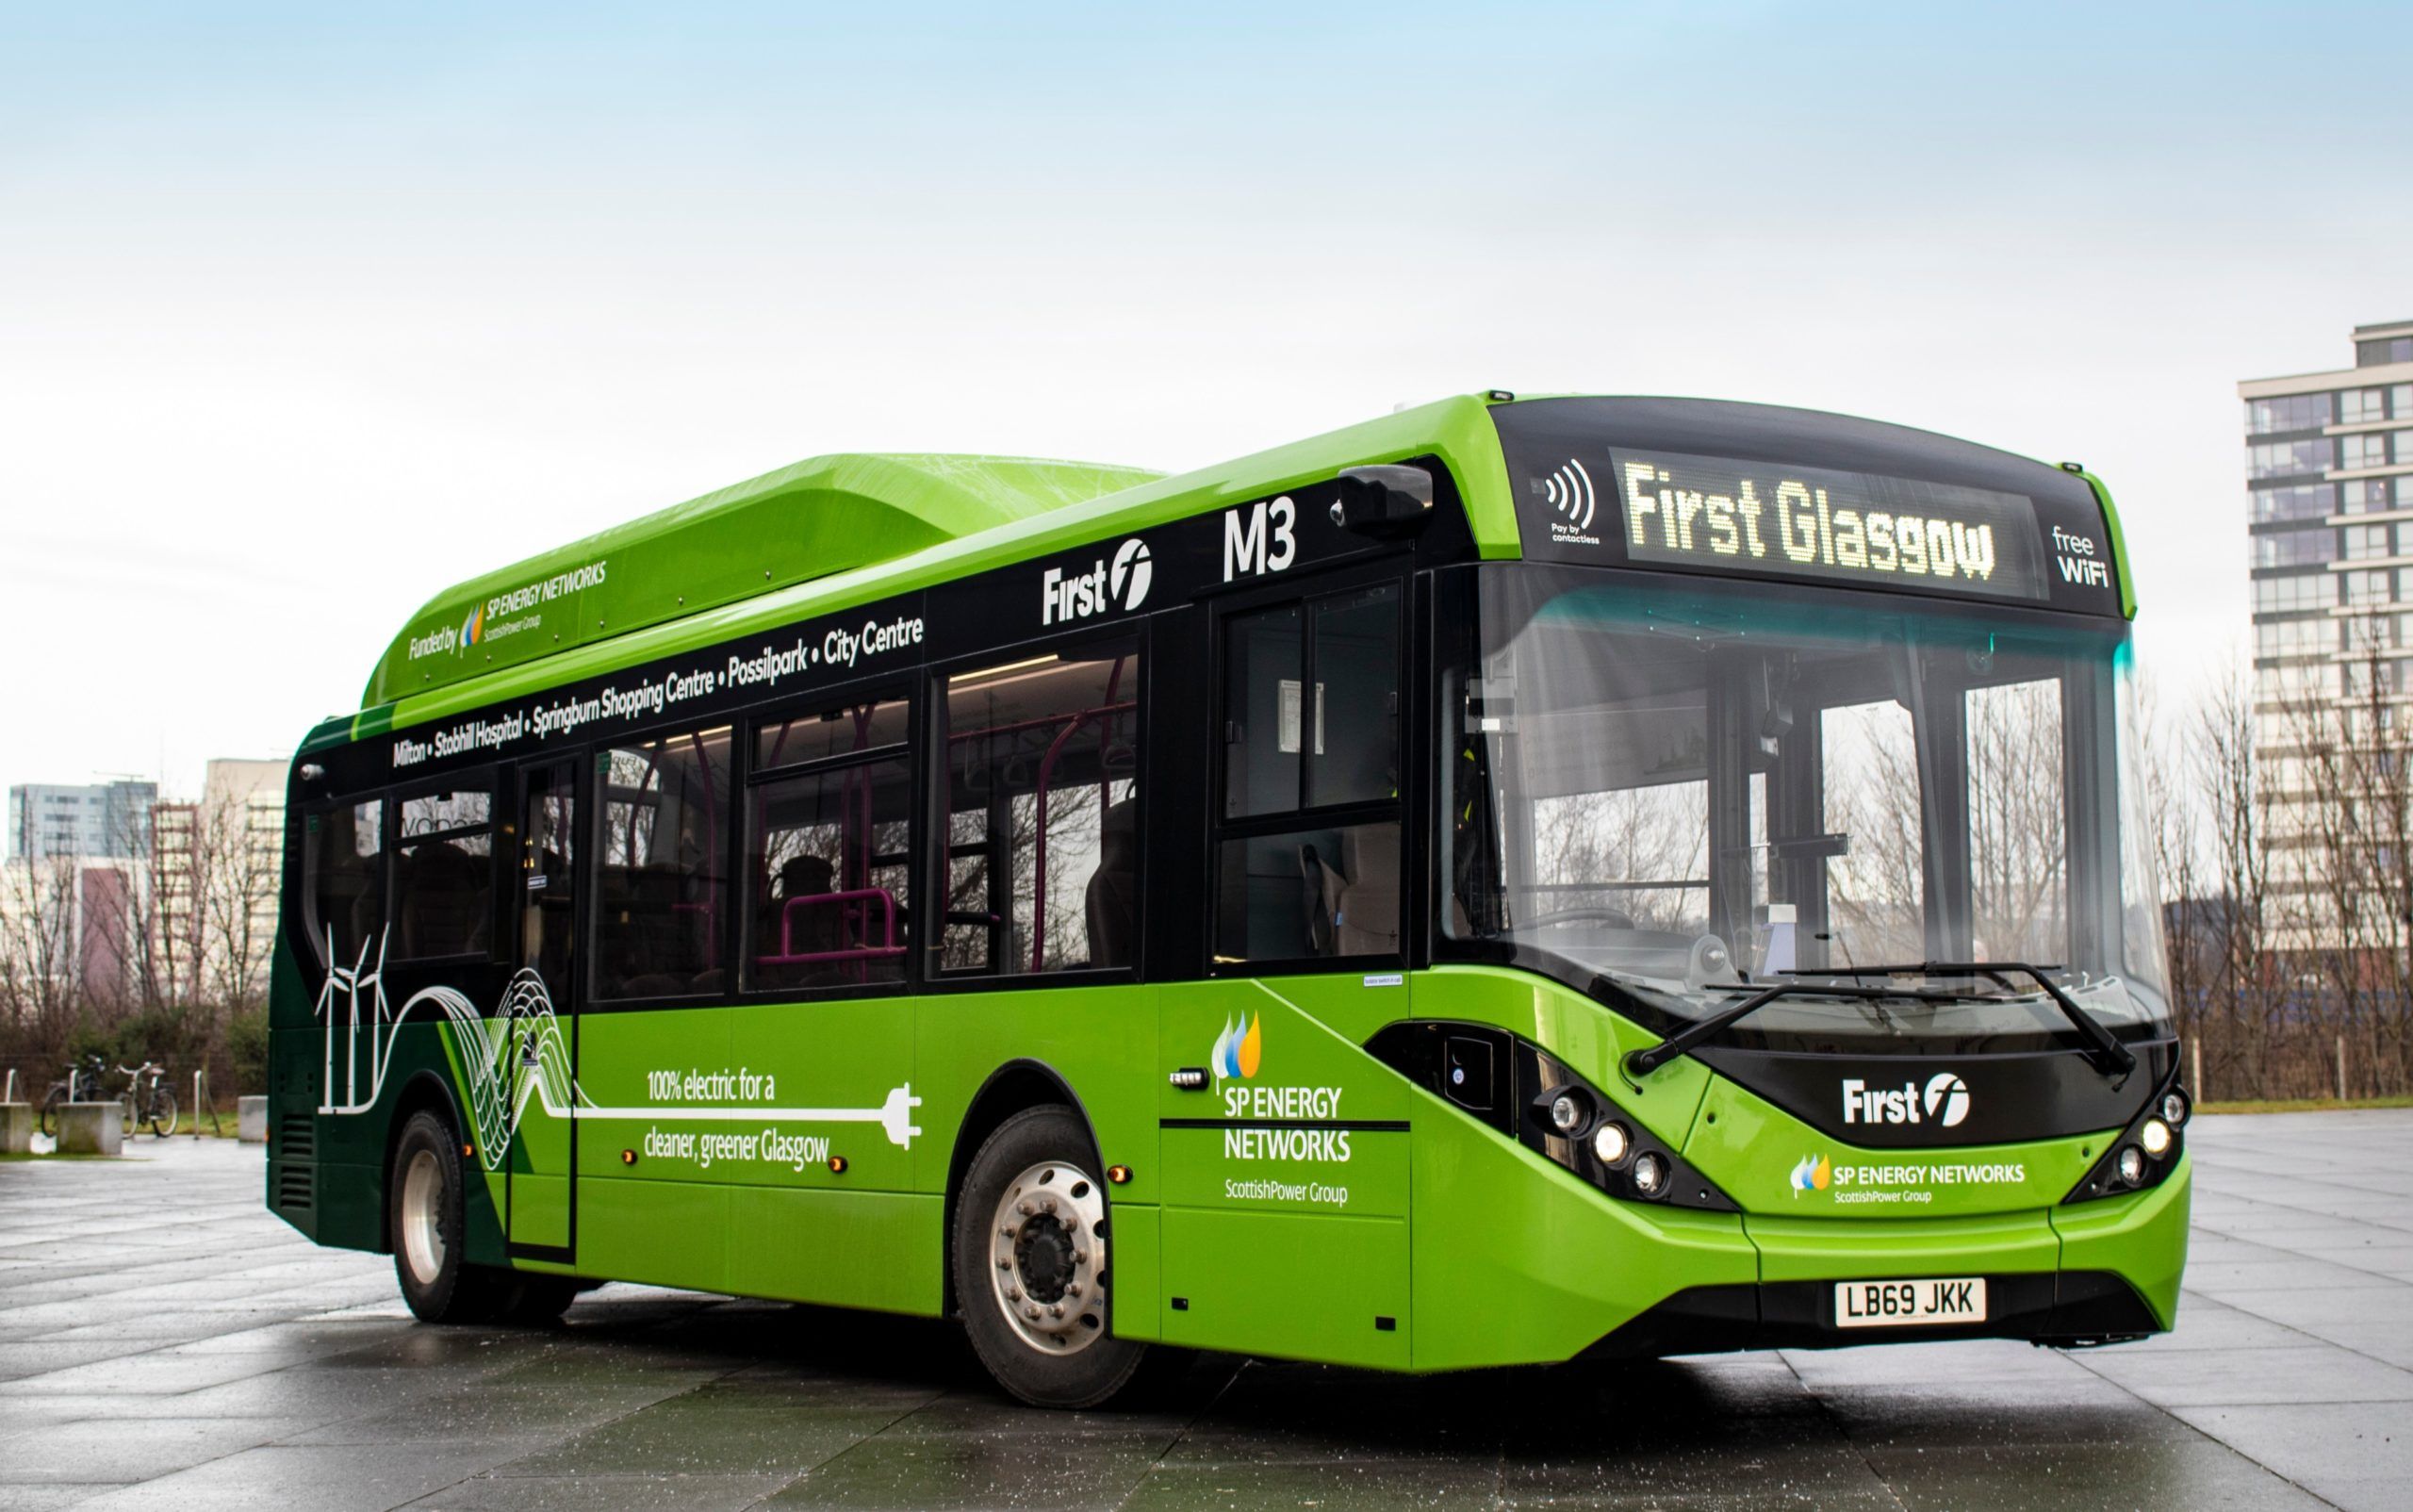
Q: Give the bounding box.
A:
[322,460,1468,801]
[1491,398,2125,617]
[1695,1040,2176,1148]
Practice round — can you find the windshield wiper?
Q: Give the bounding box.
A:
[1621,961,2136,1079]
[1805,961,2137,1076]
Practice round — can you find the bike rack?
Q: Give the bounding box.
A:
[3,1069,15,1104]
[191,1069,222,1138]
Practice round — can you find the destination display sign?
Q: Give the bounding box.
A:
[1488,397,2127,617]
[1611,449,2049,601]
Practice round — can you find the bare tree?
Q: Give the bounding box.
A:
[0,858,85,1081]
[194,791,281,1014]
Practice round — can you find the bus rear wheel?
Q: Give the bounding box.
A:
[953,1105,1153,1408]
[390,1109,570,1325]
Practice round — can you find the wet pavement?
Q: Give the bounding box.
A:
[2,1112,2410,1511]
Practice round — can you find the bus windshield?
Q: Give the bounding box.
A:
[1441,564,2171,1052]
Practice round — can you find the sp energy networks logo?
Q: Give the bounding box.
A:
[409,606,482,661]
[1842,1073,1972,1128]
[1210,1011,1261,1083]
[1042,538,1152,627]
[1790,1154,1832,1195]
[408,558,607,661]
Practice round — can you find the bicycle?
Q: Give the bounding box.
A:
[116,1061,177,1138]
[36,1055,108,1138]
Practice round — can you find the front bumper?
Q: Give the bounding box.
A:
[1582,1152,2191,1358]
[1583,1269,2159,1357]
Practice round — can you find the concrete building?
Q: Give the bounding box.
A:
[8,780,158,863]
[2,760,287,1008]
[151,759,289,1005]
[2239,318,2413,939]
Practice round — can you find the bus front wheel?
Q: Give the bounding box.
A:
[953,1104,1154,1408]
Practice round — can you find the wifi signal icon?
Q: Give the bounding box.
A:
[1543,458,1597,532]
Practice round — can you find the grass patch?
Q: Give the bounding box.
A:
[2198,1095,2413,1114]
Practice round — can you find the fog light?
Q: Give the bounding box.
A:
[2140,1117,2173,1158]
[2115,1145,2145,1186]
[1632,1151,1669,1197]
[1592,1122,1631,1166]
[2161,1089,2189,1127]
[1548,1092,1588,1135]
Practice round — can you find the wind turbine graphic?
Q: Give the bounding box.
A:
[311,938,924,1162]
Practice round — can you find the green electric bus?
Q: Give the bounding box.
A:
[268,393,2189,1405]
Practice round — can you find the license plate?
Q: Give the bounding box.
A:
[1833,1276,1987,1329]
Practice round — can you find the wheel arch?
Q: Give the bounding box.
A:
[941,1059,1104,1319]
[379,1070,468,1256]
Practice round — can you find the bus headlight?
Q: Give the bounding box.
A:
[1548,1091,1588,1135]
[1632,1152,1669,1198]
[1592,1121,1631,1166]
[2062,1072,2187,1205]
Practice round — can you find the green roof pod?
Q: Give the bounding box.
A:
[359,394,1522,731]
[366,453,1167,707]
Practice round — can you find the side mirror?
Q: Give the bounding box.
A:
[1330,465,1436,537]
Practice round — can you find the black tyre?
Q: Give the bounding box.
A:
[147,1091,176,1139]
[390,1110,587,1326]
[388,1109,517,1323]
[953,1104,1159,1408]
[38,1089,63,1139]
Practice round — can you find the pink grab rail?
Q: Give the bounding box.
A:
[759,887,905,966]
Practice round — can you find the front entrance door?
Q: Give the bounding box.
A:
[506,759,578,1257]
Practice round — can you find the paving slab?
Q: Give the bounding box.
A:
[0,1115,2408,1509]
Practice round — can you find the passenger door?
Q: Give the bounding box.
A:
[1157,570,1415,1368]
[506,758,578,1257]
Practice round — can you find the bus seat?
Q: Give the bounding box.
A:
[1336,825,1400,956]
[399,843,488,959]
[1083,801,1138,968]
[774,855,843,960]
[348,885,385,957]
[1301,843,1338,956]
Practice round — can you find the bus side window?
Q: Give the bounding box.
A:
[1216,582,1403,963]
[304,798,386,967]
[934,639,1142,977]
[747,697,913,993]
[592,728,731,1001]
[393,785,494,961]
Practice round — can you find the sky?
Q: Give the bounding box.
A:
[3,2,2408,797]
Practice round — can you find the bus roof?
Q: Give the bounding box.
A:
[353,395,1528,728]
[366,452,1167,708]
[337,393,2131,751]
